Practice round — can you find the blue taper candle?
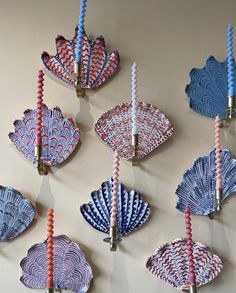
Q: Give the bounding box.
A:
[75,0,87,62]
[227,25,235,96]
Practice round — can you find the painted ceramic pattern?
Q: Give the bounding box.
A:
[186,56,236,119]
[80,177,151,237]
[95,101,173,160]
[9,104,80,166]
[146,238,223,290]
[42,28,120,89]
[0,186,35,241]
[176,149,236,215]
[20,235,93,293]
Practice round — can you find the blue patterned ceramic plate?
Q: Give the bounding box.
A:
[20,235,93,293]
[186,56,236,119]
[146,238,223,290]
[9,105,80,166]
[176,149,236,215]
[0,186,35,241]
[80,177,151,237]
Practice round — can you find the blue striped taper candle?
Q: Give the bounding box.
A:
[227,25,235,97]
[75,0,87,62]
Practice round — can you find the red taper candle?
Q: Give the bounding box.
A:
[47,208,54,289]
[36,70,44,146]
[184,207,196,286]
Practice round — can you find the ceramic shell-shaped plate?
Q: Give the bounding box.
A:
[95,101,173,160]
[80,177,150,237]
[9,104,80,166]
[0,186,35,241]
[146,238,223,290]
[20,235,93,293]
[176,149,236,215]
[186,56,236,119]
[42,28,120,89]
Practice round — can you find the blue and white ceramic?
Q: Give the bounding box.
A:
[0,186,35,241]
[186,56,236,119]
[9,105,80,166]
[176,149,236,215]
[80,178,151,237]
[20,235,93,293]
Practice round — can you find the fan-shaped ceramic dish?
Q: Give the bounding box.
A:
[186,56,236,119]
[0,186,35,241]
[146,238,223,290]
[95,101,173,160]
[176,149,236,215]
[42,27,119,89]
[9,104,80,166]
[80,177,150,237]
[20,234,93,293]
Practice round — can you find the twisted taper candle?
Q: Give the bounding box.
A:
[75,0,87,62]
[227,25,235,97]
[110,152,120,227]
[214,115,222,189]
[184,207,196,286]
[36,70,44,146]
[47,208,54,289]
[131,62,138,135]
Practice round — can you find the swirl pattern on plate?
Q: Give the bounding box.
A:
[176,149,236,215]
[20,235,93,293]
[146,238,223,290]
[9,104,80,166]
[95,101,173,160]
[186,56,236,119]
[0,186,35,241]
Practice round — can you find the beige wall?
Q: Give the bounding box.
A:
[0,0,236,292]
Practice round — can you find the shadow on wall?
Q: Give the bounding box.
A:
[110,253,130,293]
[36,176,55,217]
[75,95,94,132]
[222,121,236,154]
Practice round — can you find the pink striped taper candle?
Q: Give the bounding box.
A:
[36,70,44,146]
[214,115,222,189]
[47,208,54,290]
[110,151,120,227]
[214,115,223,212]
[184,207,197,293]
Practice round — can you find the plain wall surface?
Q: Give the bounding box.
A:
[0,0,236,292]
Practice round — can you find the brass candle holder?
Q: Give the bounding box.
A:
[74,61,85,98]
[208,188,223,219]
[215,188,223,213]
[226,95,235,119]
[103,226,122,251]
[35,145,48,175]
[131,134,139,166]
[189,284,197,293]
